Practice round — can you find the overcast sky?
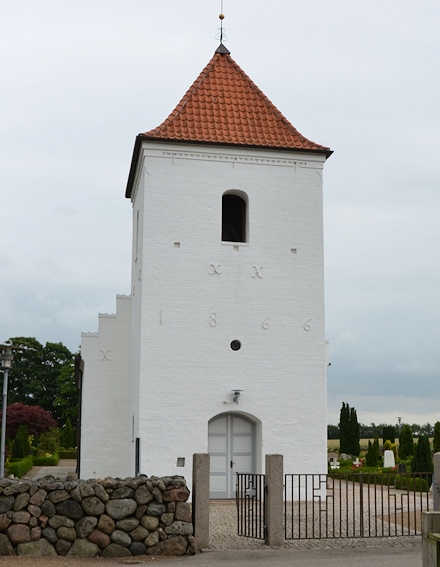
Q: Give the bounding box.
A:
[1,0,439,427]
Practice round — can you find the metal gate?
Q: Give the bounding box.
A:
[284,472,432,539]
[236,473,266,539]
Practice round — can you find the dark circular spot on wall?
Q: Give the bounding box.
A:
[230,340,241,351]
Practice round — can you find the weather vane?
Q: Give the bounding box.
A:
[217,0,226,43]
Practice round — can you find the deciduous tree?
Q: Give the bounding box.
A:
[6,337,75,426]
[53,364,78,428]
[327,424,340,439]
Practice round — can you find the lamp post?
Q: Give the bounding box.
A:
[0,344,17,478]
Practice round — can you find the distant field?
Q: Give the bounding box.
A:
[327,439,383,451]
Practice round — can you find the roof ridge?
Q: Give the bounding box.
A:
[225,55,314,147]
[153,53,220,135]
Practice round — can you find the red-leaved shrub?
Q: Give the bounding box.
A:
[0,403,58,438]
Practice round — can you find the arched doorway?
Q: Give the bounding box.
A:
[208,413,255,499]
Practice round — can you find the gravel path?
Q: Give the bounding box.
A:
[209,500,422,551]
[21,460,77,481]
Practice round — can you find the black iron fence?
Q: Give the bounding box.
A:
[284,472,432,539]
[236,473,266,539]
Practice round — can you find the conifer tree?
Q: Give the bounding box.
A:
[411,435,433,473]
[365,440,374,466]
[366,439,379,467]
[349,406,360,457]
[13,425,30,459]
[339,402,350,454]
[382,425,396,444]
[398,424,414,460]
[339,402,360,457]
[61,418,76,449]
[433,422,440,454]
[373,436,380,462]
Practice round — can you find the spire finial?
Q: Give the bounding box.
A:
[219,0,225,44]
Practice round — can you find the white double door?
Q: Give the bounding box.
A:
[208,413,255,499]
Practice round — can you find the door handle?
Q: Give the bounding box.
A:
[230,460,234,468]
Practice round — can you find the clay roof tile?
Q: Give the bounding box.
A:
[142,46,330,155]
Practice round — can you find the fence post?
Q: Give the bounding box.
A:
[422,512,440,567]
[192,453,210,549]
[265,454,283,547]
[433,453,440,512]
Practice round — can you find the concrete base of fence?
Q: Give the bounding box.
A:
[192,454,210,549]
[422,512,440,567]
[265,454,283,547]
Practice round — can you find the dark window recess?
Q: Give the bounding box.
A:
[222,194,246,242]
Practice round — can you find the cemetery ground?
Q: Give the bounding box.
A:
[327,438,435,451]
[0,459,425,566]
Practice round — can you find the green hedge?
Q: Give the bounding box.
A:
[375,473,429,492]
[395,475,429,492]
[58,450,77,459]
[330,471,431,492]
[33,453,59,466]
[7,456,33,478]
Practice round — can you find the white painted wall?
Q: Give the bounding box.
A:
[129,142,328,488]
[80,295,132,479]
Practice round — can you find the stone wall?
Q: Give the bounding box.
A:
[0,473,196,557]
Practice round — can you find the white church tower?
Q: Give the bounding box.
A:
[80,42,332,497]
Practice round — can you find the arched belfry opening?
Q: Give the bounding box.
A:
[222,191,248,243]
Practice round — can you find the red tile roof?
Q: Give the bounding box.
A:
[142,47,330,154]
[126,46,331,197]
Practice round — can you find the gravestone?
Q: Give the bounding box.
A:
[339,453,352,461]
[383,450,395,468]
[328,454,340,470]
